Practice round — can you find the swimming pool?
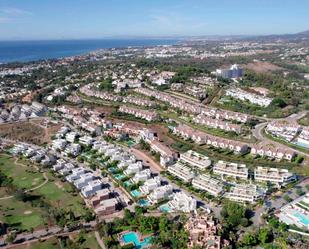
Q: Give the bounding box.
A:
[159,203,172,213]
[108,167,117,173]
[121,231,152,249]
[131,189,142,197]
[138,199,149,207]
[114,174,125,180]
[124,180,133,187]
[293,211,309,226]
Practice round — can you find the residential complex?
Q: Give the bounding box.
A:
[226,87,273,107]
[180,150,211,170]
[215,64,243,79]
[254,166,296,186]
[213,160,248,179]
[192,174,224,197]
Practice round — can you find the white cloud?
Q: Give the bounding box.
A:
[1,7,32,16]
[0,17,11,23]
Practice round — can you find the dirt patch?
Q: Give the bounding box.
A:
[55,181,64,190]
[24,210,32,215]
[243,61,283,73]
[0,119,61,145]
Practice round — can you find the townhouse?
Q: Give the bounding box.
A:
[251,142,296,161]
[118,105,159,122]
[213,160,249,179]
[193,114,242,133]
[124,161,143,175]
[224,184,266,203]
[180,150,211,170]
[73,173,95,189]
[173,124,249,153]
[192,174,224,197]
[167,162,195,183]
[122,96,156,107]
[254,166,296,186]
[266,120,301,142]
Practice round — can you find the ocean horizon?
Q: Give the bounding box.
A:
[0,39,178,64]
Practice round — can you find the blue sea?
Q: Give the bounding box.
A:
[0,39,178,63]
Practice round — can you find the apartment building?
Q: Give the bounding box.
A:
[180,150,211,170]
[167,162,195,183]
[213,160,249,179]
[224,184,266,203]
[216,64,243,79]
[192,174,224,197]
[226,87,273,107]
[254,166,296,186]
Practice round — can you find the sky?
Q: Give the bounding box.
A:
[0,0,308,40]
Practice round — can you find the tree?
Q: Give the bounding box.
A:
[241,232,258,246]
[271,98,287,108]
[220,202,247,227]
[258,228,272,244]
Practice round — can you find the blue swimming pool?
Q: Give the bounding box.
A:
[159,203,172,213]
[138,199,149,207]
[293,211,309,226]
[114,174,125,180]
[124,180,133,187]
[122,231,152,249]
[131,189,142,197]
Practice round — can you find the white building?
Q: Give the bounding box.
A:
[81,179,103,198]
[124,162,143,175]
[167,192,197,213]
[180,150,211,170]
[192,174,224,197]
[167,163,195,183]
[224,184,266,203]
[147,185,173,204]
[139,177,161,195]
[254,166,296,186]
[216,64,243,79]
[132,169,151,183]
[213,160,248,179]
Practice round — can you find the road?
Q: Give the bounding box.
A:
[252,111,309,158]
[252,178,309,226]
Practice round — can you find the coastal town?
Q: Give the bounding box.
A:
[1,27,309,249]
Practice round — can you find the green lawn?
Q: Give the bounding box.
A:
[34,173,87,217]
[299,114,309,126]
[14,237,61,249]
[0,193,45,231]
[0,154,45,190]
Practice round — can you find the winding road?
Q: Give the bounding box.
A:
[252,111,309,159]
